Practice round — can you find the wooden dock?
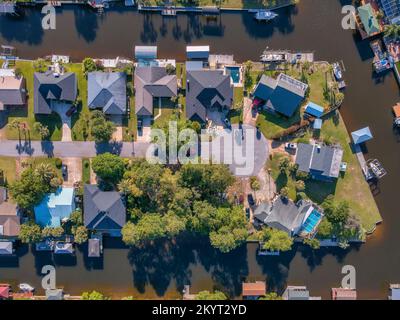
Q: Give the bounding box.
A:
[354,144,374,180]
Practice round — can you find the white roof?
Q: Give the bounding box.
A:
[186,46,210,52]
[0,69,15,77]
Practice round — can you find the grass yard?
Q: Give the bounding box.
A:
[123,95,138,142]
[82,158,91,184]
[6,61,62,141]
[0,157,17,184]
[227,86,244,124]
[153,97,181,127]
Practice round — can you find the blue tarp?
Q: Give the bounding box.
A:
[305,102,324,118]
[351,127,373,144]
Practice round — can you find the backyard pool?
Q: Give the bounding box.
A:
[301,209,322,234]
[225,66,241,84]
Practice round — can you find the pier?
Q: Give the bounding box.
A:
[260,49,314,63]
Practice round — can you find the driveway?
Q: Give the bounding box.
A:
[108,115,124,142]
[61,157,82,187]
[137,116,151,143]
[52,102,72,142]
[243,97,257,126]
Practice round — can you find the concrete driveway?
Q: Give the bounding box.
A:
[51,102,72,142]
[137,116,151,143]
[61,157,82,187]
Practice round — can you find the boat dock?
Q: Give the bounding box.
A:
[370,39,393,74]
[260,49,314,63]
[354,144,386,181]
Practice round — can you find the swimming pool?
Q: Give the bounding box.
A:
[226,66,241,84]
[301,209,322,234]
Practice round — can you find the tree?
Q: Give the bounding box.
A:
[42,226,64,238]
[278,157,290,174]
[165,63,176,75]
[33,58,48,73]
[295,180,305,192]
[195,290,227,300]
[70,210,83,226]
[19,223,42,243]
[259,292,282,300]
[322,196,350,224]
[243,60,253,91]
[279,187,289,198]
[122,214,167,246]
[33,122,50,140]
[90,111,116,142]
[82,58,98,75]
[8,119,22,141]
[73,226,88,244]
[82,290,107,300]
[317,217,333,239]
[260,227,293,252]
[304,238,320,250]
[250,176,261,191]
[92,153,126,185]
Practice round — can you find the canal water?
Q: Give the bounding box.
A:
[1,0,400,299]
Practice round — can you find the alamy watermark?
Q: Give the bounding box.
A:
[41,5,56,30]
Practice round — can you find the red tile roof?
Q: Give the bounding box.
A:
[242,281,266,297]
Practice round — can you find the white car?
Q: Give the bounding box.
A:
[285,142,297,150]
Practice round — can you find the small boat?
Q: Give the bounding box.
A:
[333,62,343,81]
[254,10,278,22]
[18,283,35,292]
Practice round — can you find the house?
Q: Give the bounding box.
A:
[34,187,75,228]
[88,72,127,115]
[242,281,266,300]
[54,241,74,254]
[253,197,324,238]
[34,71,77,114]
[380,0,400,24]
[0,74,26,111]
[331,287,357,300]
[295,143,344,181]
[186,69,233,123]
[252,73,308,117]
[0,241,13,255]
[84,185,126,237]
[134,66,177,118]
[351,126,373,145]
[357,3,381,39]
[282,285,321,300]
[0,187,20,239]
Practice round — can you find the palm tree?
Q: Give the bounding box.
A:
[8,119,21,141]
[34,163,56,183]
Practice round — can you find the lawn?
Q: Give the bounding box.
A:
[0,157,17,184]
[153,97,181,127]
[123,95,138,142]
[6,61,62,141]
[82,158,91,184]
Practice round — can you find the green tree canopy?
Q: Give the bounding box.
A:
[195,290,227,300]
[73,226,88,244]
[90,110,116,142]
[19,223,42,244]
[259,227,293,252]
[81,290,107,300]
[92,153,126,185]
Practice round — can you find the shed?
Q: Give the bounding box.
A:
[304,102,324,118]
[186,46,210,60]
[135,46,157,60]
[351,127,373,144]
[313,118,322,129]
[242,281,266,298]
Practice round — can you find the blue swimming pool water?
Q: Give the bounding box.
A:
[226,66,240,83]
[301,209,322,233]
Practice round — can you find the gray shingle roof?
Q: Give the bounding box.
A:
[0,76,26,108]
[84,185,126,232]
[34,72,77,114]
[88,72,127,115]
[134,66,177,116]
[186,70,233,122]
[0,241,13,255]
[295,143,344,179]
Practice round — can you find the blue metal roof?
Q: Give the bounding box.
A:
[351,127,373,144]
[305,102,324,118]
[313,118,323,129]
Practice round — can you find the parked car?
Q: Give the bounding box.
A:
[247,194,255,206]
[66,105,77,117]
[224,118,231,127]
[62,164,68,179]
[245,207,251,219]
[137,119,143,130]
[285,142,297,150]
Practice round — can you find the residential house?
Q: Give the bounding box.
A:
[0,187,20,240]
[295,143,344,181]
[380,0,400,24]
[34,187,75,228]
[0,73,26,111]
[356,3,381,39]
[304,101,324,118]
[88,71,127,115]
[253,197,324,238]
[134,66,177,119]
[185,69,233,123]
[283,286,321,300]
[331,288,357,300]
[242,281,266,300]
[34,71,77,114]
[252,73,308,117]
[84,185,126,237]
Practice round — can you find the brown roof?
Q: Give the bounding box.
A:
[393,103,400,118]
[242,281,266,297]
[0,195,19,237]
[0,76,26,106]
[331,288,357,300]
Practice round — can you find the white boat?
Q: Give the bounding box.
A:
[254,10,278,21]
[333,62,343,81]
[18,283,35,292]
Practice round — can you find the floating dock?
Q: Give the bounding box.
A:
[260,49,314,63]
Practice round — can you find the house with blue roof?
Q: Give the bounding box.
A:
[304,101,324,118]
[34,188,75,227]
[88,72,127,115]
[252,73,308,117]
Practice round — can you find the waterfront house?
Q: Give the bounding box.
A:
[283,285,321,300]
[356,3,381,39]
[380,0,400,24]
[34,71,77,114]
[331,287,357,300]
[295,143,344,181]
[186,69,233,123]
[253,197,324,238]
[242,281,266,300]
[0,72,26,112]
[84,185,126,237]
[0,187,20,239]
[351,126,373,145]
[34,187,75,228]
[134,66,177,120]
[252,73,308,118]
[88,72,127,115]
[0,241,13,255]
